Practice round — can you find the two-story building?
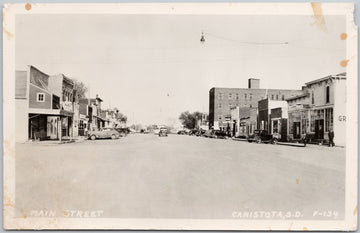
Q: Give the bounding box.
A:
[79,94,104,132]
[287,73,346,146]
[15,65,78,142]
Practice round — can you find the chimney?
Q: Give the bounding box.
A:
[248,78,260,89]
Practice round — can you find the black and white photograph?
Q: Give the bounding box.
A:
[2,2,358,230]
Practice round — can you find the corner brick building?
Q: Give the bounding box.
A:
[209,78,303,129]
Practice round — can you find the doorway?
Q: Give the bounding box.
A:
[315,119,324,139]
[293,122,301,139]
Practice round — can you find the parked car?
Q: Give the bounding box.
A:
[195,129,206,136]
[159,128,168,137]
[88,128,121,140]
[177,130,187,135]
[115,127,130,136]
[214,130,227,139]
[203,129,216,138]
[247,130,279,144]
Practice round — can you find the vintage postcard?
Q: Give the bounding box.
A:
[2,2,358,230]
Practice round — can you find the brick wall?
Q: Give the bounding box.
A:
[209,87,303,126]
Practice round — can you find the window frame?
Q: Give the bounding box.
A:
[37,92,45,102]
[326,85,330,103]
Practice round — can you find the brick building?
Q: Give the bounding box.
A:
[209,78,303,130]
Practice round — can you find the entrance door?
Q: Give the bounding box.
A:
[47,116,59,139]
[315,119,324,139]
[293,122,301,139]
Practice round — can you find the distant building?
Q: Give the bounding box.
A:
[287,73,346,146]
[79,95,104,132]
[230,106,257,137]
[195,113,209,130]
[258,99,288,141]
[209,78,303,130]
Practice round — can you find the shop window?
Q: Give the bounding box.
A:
[37,93,45,102]
[326,86,330,103]
[52,95,60,109]
[325,108,333,131]
[272,120,279,133]
[311,91,314,104]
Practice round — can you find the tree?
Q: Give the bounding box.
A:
[113,109,127,123]
[74,80,88,98]
[179,111,196,129]
[179,111,208,129]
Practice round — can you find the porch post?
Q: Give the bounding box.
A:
[58,117,62,143]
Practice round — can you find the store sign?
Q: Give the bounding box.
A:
[338,115,346,122]
[61,101,73,112]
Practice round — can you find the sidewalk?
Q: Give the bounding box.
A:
[232,137,344,148]
[24,136,87,145]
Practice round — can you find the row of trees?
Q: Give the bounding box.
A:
[179,111,208,129]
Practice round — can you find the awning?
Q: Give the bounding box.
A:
[94,115,106,121]
[60,109,74,117]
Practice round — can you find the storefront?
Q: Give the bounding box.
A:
[288,106,333,141]
[288,108,310,140]
[28,109,73,141]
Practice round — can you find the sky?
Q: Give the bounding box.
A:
[15,14,346,127]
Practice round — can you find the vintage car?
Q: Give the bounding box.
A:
[247,130,279,144]
[159,128,168,137]
[203,130,216,138]
[177,129,187,135]
[214,130,228,139]
[115,127,130,136]
[88,128,121,140]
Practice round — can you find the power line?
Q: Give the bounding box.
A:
[202,31,289,46]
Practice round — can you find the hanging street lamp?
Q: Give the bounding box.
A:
[200,31,205,43]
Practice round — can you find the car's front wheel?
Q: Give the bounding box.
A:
[111,134,116,140]
[272,138,278,144]
[90,135,96,140]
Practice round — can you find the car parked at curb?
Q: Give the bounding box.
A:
[88,128,121,140]
[247,130,279,144]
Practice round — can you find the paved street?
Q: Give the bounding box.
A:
[16,134,345,219]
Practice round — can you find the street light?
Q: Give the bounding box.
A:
[200,31,205,43]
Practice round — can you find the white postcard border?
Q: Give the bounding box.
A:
[2,3,358,230]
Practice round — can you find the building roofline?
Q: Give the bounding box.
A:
[210,87,302,91]
[28,65,50,77]
[305,72,346,86]
[285,93,310,101]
